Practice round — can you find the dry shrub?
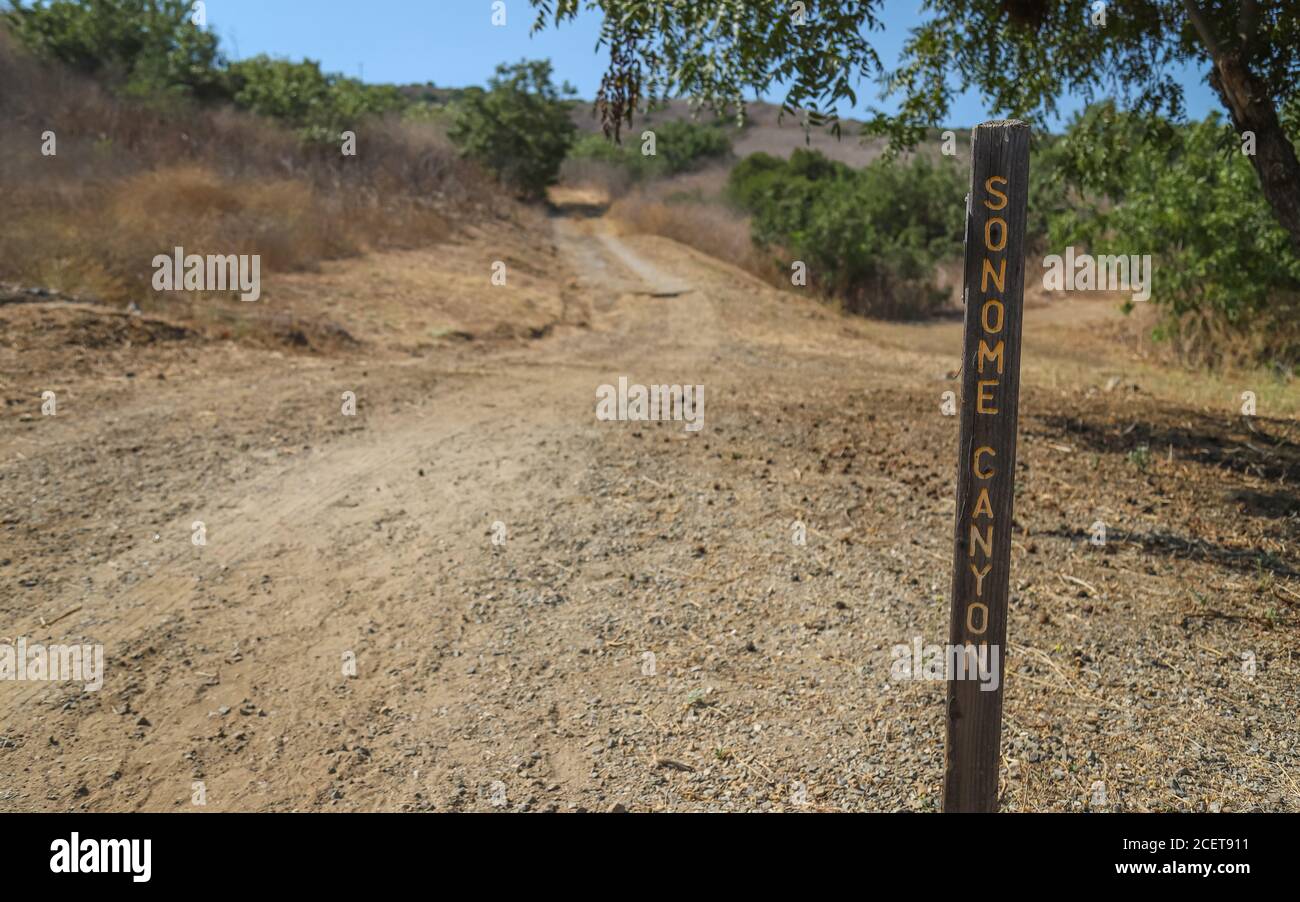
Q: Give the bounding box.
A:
[0,31,501,306]
[611,194,758,268]
[559,157,637,199]
[109,166,353,269]
[608,169,782,284]
[1162,297,1300,373]
[836,275,949,321]
[112,165,250,217]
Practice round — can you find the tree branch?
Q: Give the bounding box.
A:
[1181,0,1221,59]
[1238,0,1261,61]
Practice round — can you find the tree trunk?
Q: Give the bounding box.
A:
[1209,52,1300,258]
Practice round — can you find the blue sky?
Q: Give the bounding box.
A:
[206,0,1220,129]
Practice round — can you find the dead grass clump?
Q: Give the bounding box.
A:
[608,170,783,284]
[1161,299,1300,374]
[837,275,950,321]
[559,157,638,199]
[611,195,763,270]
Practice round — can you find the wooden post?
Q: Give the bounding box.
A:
[943,120,1030,813]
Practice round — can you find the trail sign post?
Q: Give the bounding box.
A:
[943,120,1030,813]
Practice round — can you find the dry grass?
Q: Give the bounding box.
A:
[558,157,639,199]
[0,31,500,308]
[1158,301,1300,373]
[606,168,785,287]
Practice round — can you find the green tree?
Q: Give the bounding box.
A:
[650,119,732,173]
[3,0,225,99]
[227,56,334,124]
[226,55,406,141]
[530,1,1300,257]
[448,59,577,200]
[1045,102,1300,360]
[727,149,966,319]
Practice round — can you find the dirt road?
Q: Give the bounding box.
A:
[2,208,1297,811]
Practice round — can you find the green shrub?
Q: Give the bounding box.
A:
[567,119,732,182]
[226,55,406,142]
[447,60,576,200]
[727,149,965,318]
[651,120,732,173]
[724,152,789,209]
[567,132,661,181]
[3,0,225,99]
[1042,102,1300,364]
[2,0,408,143]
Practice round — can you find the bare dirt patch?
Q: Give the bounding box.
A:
[1,211,1296,812]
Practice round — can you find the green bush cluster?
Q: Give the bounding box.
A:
[568,119,732,181]
[446,60,577,200]
[724,108,1299,358]
[726,149,966,319]
[226,56,407,143]
[1037,102,1300,363]
[3,0,226,99]
[3,0,410,142]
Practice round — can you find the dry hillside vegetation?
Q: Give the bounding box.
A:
[0,32,497,314]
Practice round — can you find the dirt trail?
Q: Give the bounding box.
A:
[1,210,1297,812]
